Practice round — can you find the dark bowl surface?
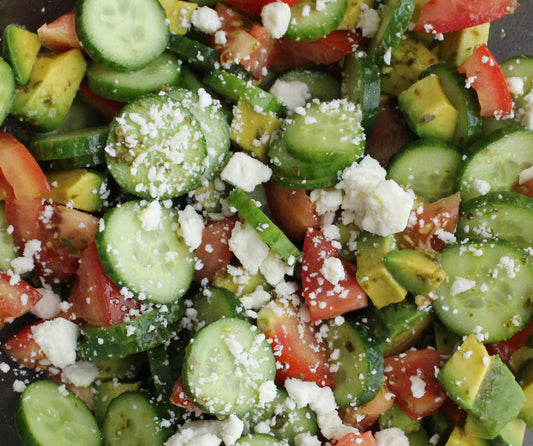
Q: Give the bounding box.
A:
[0,0,532,445]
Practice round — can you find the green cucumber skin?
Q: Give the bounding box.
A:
[457,191,533,251]
[458,128,533,202]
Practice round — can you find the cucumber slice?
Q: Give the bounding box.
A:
[30,126,108,161]
[342,52,381,134]
[16,380,101,446]
[271,170,340,190]
[167,34,222,72]
[285,0,348,41]
[458,128,533,202]
[192,286,247,328]
[326,319,384,407]
[183,317,276,416]
[278,69,341,102]
[282,99,365,164]
[76,0,169,72]
[105,92,207,199]
[227,188,301,263]
[203,69,287,117]
[387,138,462,202]
[86,53,181,102]
[434,241,533,343]
[369,0,417,67]
[500,55,533,130]
[456,191,533,252]
[236,434,288,445]
[0,57,15,126]
[426,62,482,149]
[95,200,195,304]
[102,392,168,445]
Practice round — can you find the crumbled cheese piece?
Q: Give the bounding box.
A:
[10,239,42,275]
[165,414,244,446]
[506,76,524,96]
[309,189,343,215]
[357,5,380,38]
[383,47,392,66]
[229,221,270,274]
[450,277,476,296]
[270,80,311,112]
[258,380,277,406]
[261,2,291,39]
[260,250,293,286]
[31,318,79,369]
[410,375,426,398]
[375,428,410,446]
[361,180,414,236]
[178,205,205,250]
[320,257,346,285]
[138,200,162,231]
[191,6,221,34]
[13,380,26,393]
[518,165,533,184]
[63,361,99,387]
[220,152,272,192]
[214,30,227,45]
[30,287,61,320]
[294,433,322,446]
[240,286,271,310]
[472,179,491,195]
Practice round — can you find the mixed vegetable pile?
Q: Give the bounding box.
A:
[0,0,532,445]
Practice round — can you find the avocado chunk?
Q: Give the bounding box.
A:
[158,0,197,35]
[383,248,446,295]
[230,99,282,162]
[0,57,15,126]
[439,23,490,67]
[517,359,533,430]
[379,403,422,434]
[2,24,41,85]
[466,417,526,446]
[445,426,490,446]
[381,37,439,96]
[46,169,107,212]
[362,299,434,356]
[337,0,376,30]
[398,74,458,142]
[213,265,270,297]
[439,335,526,438]
[355,233,407,308]
[11,49,87,131]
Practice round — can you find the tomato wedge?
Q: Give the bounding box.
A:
[337,431,378,446]
[414,0,519,34]
[384,348,446,420]
[3,322,47,369]
[170,376,203,413]
[457,44,513,118]
[66,242,140,327]
[224,0,300,17]
[486,318,533,365]
[263,182,319,242]
[0,271,43,322]
[37,11,82,51]
[302,228,367,321]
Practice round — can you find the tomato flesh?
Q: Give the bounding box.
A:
[337,431,378,446]
[37,11,82,51]
[0,271,43,322]
[3,323,47,369]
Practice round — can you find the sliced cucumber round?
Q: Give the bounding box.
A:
[16,380,101,446]
[278,69,341,102]
[235,433,288,446]
[387,138,462,202]
[76,0,169,72]
[183,317,276,416]
[458,128,533,202]
[95,200,195,304]
[456,191,533,252]
[326,319,384,407]
[285,0,348,41]
[106,92,207,199]
[86,52,182,102]
[434,240,533,343]
[283,99,365,164]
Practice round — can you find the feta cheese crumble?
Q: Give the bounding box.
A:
[220,152,272,192]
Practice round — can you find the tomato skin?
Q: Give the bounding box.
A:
[263,182,319,242]
[486,318,533,365]
[78,82,124,119]
[241,23,280,79]
[337,431,378,446]
[0,132,50,200]
[0,271,43,322]
[258,300,334,387]
[457,45,512,118]
[170,376,203,413]
[399,192,460,252]
[275,30,364,70]
[384,349,446,420]
[2,322,47,369]
[37,11,82,51]
[194,217,237,284]
[339,385,395,431]
[514,177,533,198]
[66,242,140,327]
[302,228,368,322]
[414,0,519,34]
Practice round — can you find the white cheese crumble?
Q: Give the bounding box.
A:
[62,361,99,387]
[506,76,524,96]
[191,6,221,34]
[410,375,426,398]
[220,152,272,192]
[450,277,476,296]
[357,5,380,38]
[375,427,410,446]
[178,205,205,250]
[31,318,79,369]
[270,80,311,112]
[30,287,61,320]
[320,257,346,285]
[229,221,270,274]
[472,179,491,196]
[138,200,163,231]
[261,2,291,39]
[165,414,244,446]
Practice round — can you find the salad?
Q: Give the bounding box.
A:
[0,0,532,445]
